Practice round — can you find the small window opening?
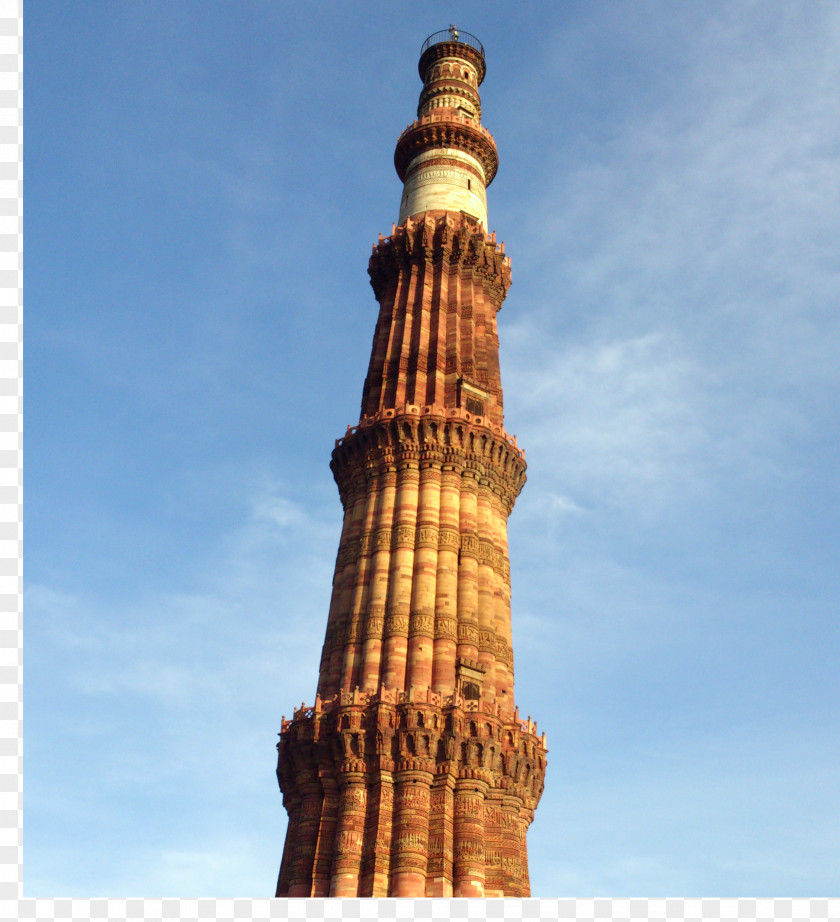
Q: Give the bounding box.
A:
[465,396,484,417]
[462,681,480,700]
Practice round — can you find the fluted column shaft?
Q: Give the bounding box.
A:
[369,773,394,896]
[483,792,506,896]
[286,778,323,896]
[341,470,381,692]
[476,478,497,701]
[360,466,397,691]
[456,473,480,664]
[406,463,441,689]
[453,777,488,897]
[311,782,339,896]
[330,773,367,897]
[433,465,460,693]
[319,481,367,698]
[390,769,434,896]
[426,773,455,896]
[501,795,523,897]
[381,462,419,688]
[492,494,514,703]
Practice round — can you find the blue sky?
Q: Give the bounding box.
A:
[25,1,840,897]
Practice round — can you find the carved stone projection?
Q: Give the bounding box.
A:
[276,29,546,898]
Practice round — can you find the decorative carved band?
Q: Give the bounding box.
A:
[364,610,384,639]
[457,622,479,645]
[368,212,511,304]
[346,617,363,645]
[394,784,430,809]
[395,118,498,186]
[393,525,416,548]
[454,793,483,817]
[409,609,435,637]
[478,540,494,566]
[384,612,410,638]
[478,630,496,654]
[418,40,487,86]
[416,525,439,548]
[323,624,341,655]
[331,412,526,514]
[404,154,485,186]
[460,533,479,558]
[391,831,428,854]
[434,617,457,641]
[438,527,460,551]
[334,831,364,857]
[335,538,358,570]
[495,638,513,667]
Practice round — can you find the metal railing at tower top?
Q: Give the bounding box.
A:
[421,28,484,58]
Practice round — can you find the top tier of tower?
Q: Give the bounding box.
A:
[395,28,498,228]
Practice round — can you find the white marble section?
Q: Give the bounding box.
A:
[398,149,487,226]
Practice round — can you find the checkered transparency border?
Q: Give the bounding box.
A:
[4,899,840,921]
[0,0,21,914]
[1,3,836,921]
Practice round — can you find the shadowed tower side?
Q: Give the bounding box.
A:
[275,28,547,898]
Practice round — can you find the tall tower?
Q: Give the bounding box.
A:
[275,29,546,898]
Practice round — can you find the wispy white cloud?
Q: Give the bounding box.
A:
[507,328,710,517]
[498,4,840,535]
[250,491,307,530]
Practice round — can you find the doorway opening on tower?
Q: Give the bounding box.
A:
[457,377,490,420]
[456,658,486,707]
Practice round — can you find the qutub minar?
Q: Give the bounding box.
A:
[275,28,546,898]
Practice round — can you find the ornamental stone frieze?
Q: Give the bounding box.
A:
[331,414,526,513]
[368,213,510,303]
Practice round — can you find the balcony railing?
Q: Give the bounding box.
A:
[421,28,484,58]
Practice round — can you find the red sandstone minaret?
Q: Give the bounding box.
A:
[275,28,546,898]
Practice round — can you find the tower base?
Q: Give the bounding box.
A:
[276,686,546,898]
